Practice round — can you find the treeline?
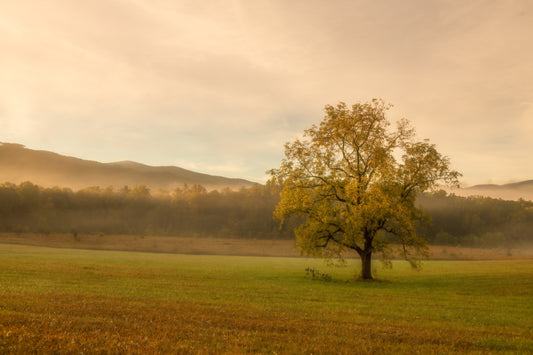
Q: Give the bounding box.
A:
[0,181,532,247]
[0,181,295,239]
[417,191,533,248]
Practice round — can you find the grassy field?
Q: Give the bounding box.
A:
[1,232,532,260]
[0,244,532,354]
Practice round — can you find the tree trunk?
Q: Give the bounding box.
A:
[360,251,373,280]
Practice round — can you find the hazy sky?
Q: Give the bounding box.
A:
[1,0,532,185]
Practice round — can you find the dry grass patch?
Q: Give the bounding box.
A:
[1,232,531,260]
[0,244,531,354]
[1,293,526,354]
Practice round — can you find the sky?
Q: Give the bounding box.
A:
[1,0,532,186]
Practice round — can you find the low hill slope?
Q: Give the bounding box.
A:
[0,142,255,191]
[452,180,533,201]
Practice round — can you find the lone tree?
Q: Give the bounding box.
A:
[269,99,460,279]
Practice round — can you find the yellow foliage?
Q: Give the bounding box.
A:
[269,99,460,279]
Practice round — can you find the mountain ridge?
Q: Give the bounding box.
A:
[2,142,531,200]
[466,180,533,190]
[0,142,255,191]
[452,180,533,201]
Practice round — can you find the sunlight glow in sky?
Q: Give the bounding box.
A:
[1,0,532,185]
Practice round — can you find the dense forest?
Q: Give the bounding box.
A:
[0,181,532,247]
[417,191,533,247]
[0,181,295,239]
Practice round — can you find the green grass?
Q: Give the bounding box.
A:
[0,243,532,354]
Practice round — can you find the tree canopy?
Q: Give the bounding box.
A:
[269,99,461,279]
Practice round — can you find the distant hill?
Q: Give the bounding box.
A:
[0,142,256,191]
[452,180,533,201]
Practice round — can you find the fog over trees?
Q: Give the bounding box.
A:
[0,181,294,239]
[0,181,532,251]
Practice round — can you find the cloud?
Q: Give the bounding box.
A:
[0,0,532,183]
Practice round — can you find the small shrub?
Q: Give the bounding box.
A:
[305,267,332,281]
